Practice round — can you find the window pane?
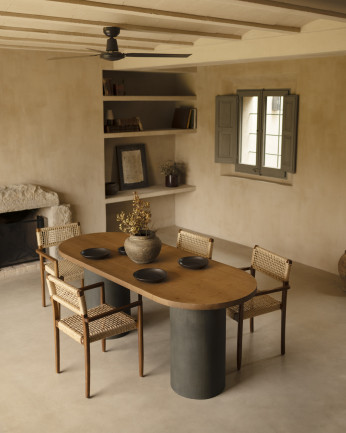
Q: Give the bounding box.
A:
[264,96,283,169]
[240,96,257,166]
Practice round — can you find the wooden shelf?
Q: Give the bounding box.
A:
[105,184,196,204]
[103,95,196,102]
[104,129,197,139]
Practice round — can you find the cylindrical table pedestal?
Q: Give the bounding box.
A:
[84,269,131,338]
[170,308,226,399]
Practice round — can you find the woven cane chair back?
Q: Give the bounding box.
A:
[36,222,81,249]
[47,275,86,315]
[251,245,291,282]
[176,229,214,259]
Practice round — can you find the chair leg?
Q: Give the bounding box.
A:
[81,278,85,288]
[250,317,254,333]
[52,300,60,373]
[84,340,91,398]
[102,339,106,352]
[54,326,60,374]
[281,291,287,355]
[39,259,46,307]
[138,295,144,377]
[237,303,244,370]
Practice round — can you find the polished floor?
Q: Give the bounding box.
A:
[0,226,345,433]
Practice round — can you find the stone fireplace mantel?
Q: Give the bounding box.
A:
[0,184,59,213]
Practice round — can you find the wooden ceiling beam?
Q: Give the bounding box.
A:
[48,0,300,32]
[0,25,193,45]
[0,11,241,39]
[0,35,154,51]
[236,0,346,20]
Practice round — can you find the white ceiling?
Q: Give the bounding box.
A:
[0,0,345,69]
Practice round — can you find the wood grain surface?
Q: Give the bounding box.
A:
[59,232,257,310]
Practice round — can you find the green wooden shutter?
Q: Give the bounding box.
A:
[215,95,238,163]
[281,95,299,173]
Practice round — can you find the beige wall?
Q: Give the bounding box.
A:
[1,49,345,274]
[0,49,106,233]
[175,55,346,274]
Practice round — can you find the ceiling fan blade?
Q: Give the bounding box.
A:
[87,48,106,54]
[48,54,100,60]
[125,53,191,58]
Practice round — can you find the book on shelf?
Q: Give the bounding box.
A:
[103,78,126,96]
[105,116,143,133]
[172,107,197,129]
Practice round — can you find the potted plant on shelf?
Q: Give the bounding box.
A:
[160,160,185,187]
[116,192,161,264]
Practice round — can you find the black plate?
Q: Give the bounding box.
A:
[133,268,167,283]
[118,246,127,255]
[178,256,209,269]
[80,248,111,260]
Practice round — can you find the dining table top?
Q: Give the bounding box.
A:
[58,232,257,311]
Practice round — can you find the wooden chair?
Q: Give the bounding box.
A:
[36,222,84,307]
[46,274,144,398]
[176,228,214,259]
[227,245,292,370]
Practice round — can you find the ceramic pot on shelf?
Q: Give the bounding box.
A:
[165,174,179,188]
[338,250,346,291]
[124,231,161,264]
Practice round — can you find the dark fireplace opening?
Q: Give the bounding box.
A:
[0,209,45,269]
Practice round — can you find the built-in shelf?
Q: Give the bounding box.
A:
[104,129,197,139]
[105,184,196,204]
[103,95,196,102]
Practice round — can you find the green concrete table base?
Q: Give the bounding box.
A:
[170,308,226,399]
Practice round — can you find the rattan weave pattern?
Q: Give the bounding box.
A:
[47,275,85,314]
[58,307,137,344]
[252,246,291,281]
[36,222,81,248]
[176,229,214,259]
[227,294,281,320]
[45,258,84,281]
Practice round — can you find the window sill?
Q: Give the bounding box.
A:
[219,164,293,186]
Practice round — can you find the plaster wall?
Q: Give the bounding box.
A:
[175,55,346,274]
[0,49,106,233]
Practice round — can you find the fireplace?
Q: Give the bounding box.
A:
[0,210,45,268]
[0,184,72,279]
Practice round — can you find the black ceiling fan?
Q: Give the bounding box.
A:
[50,26,192,61]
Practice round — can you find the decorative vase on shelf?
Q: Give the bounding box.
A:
[165,174,179,188]
[338,250,346,291]
[124,230,161,264]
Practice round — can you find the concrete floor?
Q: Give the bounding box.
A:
[0,226,345,433]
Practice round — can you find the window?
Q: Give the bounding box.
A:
[215,89,299,179]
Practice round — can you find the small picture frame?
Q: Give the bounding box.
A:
[116,144,148,190]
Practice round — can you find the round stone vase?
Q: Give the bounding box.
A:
[124,231,162,264]
[165,174,179,187]
[338,250,346,291]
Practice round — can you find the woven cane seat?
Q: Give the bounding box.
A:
[45,258,84,281]
[58,305,137,344]
[227,294,281,321]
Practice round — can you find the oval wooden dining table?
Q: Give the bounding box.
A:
[59,232,257,399]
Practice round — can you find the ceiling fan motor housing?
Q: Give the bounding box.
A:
[106,37,119,52]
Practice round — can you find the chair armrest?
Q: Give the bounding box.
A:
[78,282,105,293]
[36,249,58,264]
[85,300,142,323]
[37,249,59,276]
[255,284,290,296]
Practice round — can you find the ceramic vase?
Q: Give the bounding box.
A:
[165,174,179,187]
[124,231,161,264]
[338,250,346,291]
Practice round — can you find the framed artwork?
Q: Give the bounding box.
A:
[116,144,148,190]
